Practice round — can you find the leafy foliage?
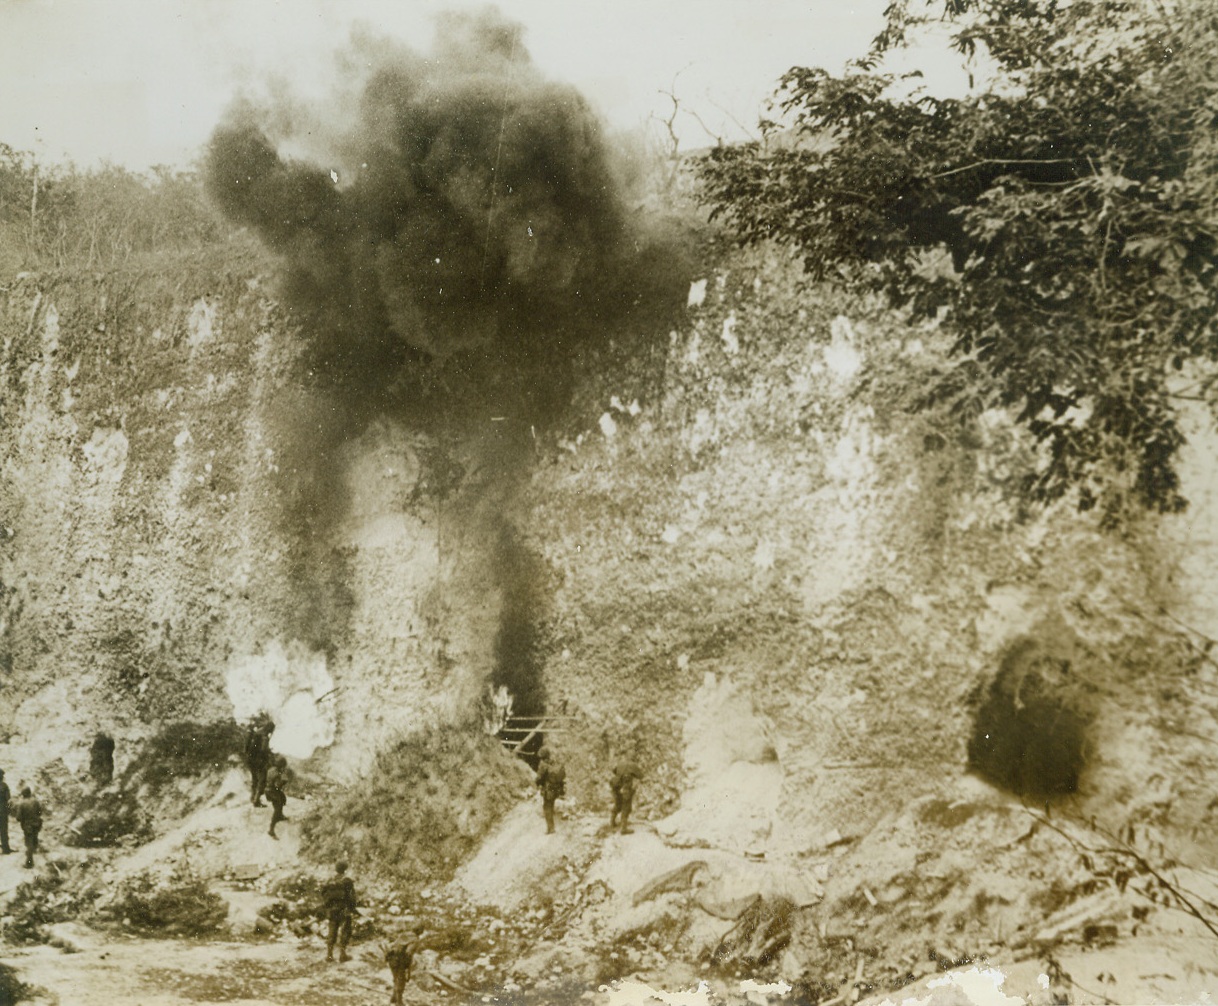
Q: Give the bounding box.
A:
[698,0,1218,519]
[4,871,104,945]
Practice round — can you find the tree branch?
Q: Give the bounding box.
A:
[929,157,1079,179]
[1024,805,1218,941]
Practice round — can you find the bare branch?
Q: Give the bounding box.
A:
[929,157,1079,179]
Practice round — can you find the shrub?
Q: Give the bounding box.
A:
[65,789,153,848]
[130,720,244,789]
[0,962,31,1005]
[301,722,528,884]
[4,873,101,945]
[102,867,228,937]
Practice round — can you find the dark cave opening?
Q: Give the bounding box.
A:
[490,524,549,765]
[968,639,1090,799]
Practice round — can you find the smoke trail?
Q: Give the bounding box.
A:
[491,522,549,720]
[203,9,691,653]
[205,9,638,371]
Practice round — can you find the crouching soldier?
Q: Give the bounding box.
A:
[266,755,289,839]
[535,746,566,835]
[609,756,642,835]
[13,786,43,868]
[322,860,357,963]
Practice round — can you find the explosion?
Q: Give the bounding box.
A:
[205,9,638,371]
[203,9,690,649]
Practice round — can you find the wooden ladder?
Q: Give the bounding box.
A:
[499,715,578,756]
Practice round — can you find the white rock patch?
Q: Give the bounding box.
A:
[825,314,862,382]
[81,427,129,483]
[187,298,216,347]
[225,640,336,758]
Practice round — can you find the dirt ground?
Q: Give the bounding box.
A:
[6,933,410,1006]
[4,764,1217,1006]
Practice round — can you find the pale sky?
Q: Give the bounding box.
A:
[0,0,935,170]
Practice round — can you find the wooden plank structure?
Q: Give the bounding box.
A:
[499,715,576,755]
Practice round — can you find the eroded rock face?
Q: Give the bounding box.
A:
[0,271,509,776]
[3,241,1218,910]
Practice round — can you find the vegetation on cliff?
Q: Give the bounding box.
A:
[700,0,1218,521]
[0,146,226,274]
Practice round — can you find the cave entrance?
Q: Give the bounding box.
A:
[967,637,1092,799]
[490,524,554,768]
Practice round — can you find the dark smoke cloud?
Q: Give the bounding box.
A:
[203,9,690,653]
[205,8,646,369]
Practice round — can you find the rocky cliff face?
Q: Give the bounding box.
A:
[521,241,1218,860]
[0,242,511,777]
[4,230,1217,827]
[3,229,1217,997]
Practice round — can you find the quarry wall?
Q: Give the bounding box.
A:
[1,238,1216,871]
[519,243,1218,865]
[0,250,505,777]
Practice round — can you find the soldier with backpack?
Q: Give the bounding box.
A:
[13,785,43,868]
[266,755,289,839]
[610,755,642,835]
[535,745,566,835]
[243,718,275,807]
[321,860,358,963]
[384,928,423,1005]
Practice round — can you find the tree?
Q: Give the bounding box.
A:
[699,0,1218,522]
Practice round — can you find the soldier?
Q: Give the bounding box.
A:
[13,786,43,868]
[0,768,11,855]
[266,755,289,839]
[384,929,422,1006]
[534,746,566,835]
[609,755,642,835]
[321,860,358,963]
[90,732,115,787]
[244,718,275,807]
